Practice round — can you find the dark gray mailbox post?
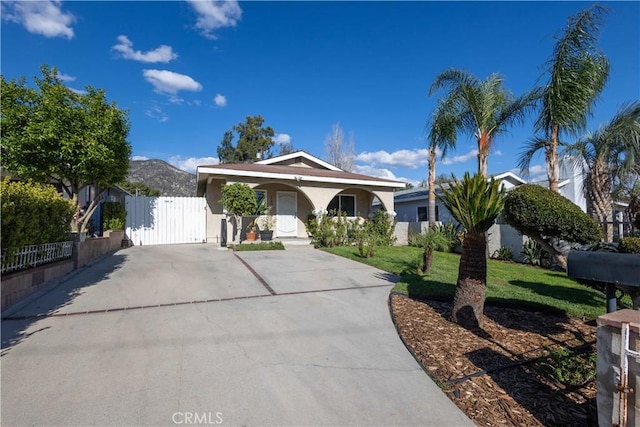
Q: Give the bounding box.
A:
[567,251,640,313]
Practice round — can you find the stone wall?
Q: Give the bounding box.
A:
[1,230,126,311]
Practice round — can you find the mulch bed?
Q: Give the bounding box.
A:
[390,293,598,426]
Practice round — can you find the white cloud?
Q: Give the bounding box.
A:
[56,72,75,82]
[356,148,429,169]
[187,0,242,39]
[354,165,416,186]
[2,0,75,39]
[441,149,478,165]
[168,156,219,174]
[214,94,227,107]
[68,87,86,95]
[131,155,150,161]
[142,69,203,95]
[273,134,291,145]
[511,164,547,183]
[112,35,178,63]
[145,105,169,123]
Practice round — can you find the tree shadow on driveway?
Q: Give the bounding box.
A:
[1,253,127,357]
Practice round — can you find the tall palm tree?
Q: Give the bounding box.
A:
[429,69,538,178]
[438,173,505,329]
[426,98,458,225]
[519,5,609,192]
[565,102,640,241]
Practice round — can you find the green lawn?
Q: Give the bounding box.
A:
[323,246,608,318]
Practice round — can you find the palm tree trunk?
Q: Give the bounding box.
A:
[477,150,489,178]
[587,160,613,241]
[422,247,434,274]
[428,149,437,225]
[547,126,560,193]
[451,232,487,329]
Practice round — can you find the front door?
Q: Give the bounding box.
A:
[276,191,297,237]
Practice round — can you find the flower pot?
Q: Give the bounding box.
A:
[260,230,273,241]
[246,231,257,241]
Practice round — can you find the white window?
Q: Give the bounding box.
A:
[327,194,356,217]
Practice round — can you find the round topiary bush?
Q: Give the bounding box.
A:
[504,184,602,245]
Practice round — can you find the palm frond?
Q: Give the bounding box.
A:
[517,136,549,176]
[437,172,505,234]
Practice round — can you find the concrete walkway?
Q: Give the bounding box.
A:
[1,244,472,426]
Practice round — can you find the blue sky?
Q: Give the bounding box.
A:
[2,1,639,186]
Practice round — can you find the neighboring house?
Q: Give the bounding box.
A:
[393,172,527,223]
[196,151,405,243]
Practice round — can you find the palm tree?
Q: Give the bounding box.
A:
[413,228,451,274]
[438,173,505,329]
[429,69,539,178]
[519,5,609,192]
[565,102,640,241]
[426,98,458,225]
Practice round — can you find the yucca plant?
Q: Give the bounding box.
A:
[438,172,505,329]
[412,228,451,274]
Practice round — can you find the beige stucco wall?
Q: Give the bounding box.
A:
[202,175,397,244]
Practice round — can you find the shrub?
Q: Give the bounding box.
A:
[521,239,545,266]
[102,202,126,230]
[619,237,640,254]
[432,221,464,252]
[535,346,596,387]
[491,246,513,261]
[368,210,396,247]
[1,178,75,253]
[504,185,601,245]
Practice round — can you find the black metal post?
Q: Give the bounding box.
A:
[606,283,617,313]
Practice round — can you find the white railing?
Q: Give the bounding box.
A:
[1,241,74,274]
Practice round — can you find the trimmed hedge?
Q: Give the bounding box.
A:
[1,178,75,252]
[620,237,640,254]
[504,184,601,244]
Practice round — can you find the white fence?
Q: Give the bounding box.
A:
[125,196,207,246]
[1,241,74,274]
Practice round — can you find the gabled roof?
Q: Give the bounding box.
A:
[196,161,405,195]
[492,171,527,186]
[255,151,342,171]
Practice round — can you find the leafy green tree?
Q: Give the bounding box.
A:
[120,181,161,197]
[438,173,505,329]
[217,116,275,163]
[426,97,457,224]
[429,69,539,178]
[565,102,640,240]
[220,183,258,243]
[519,5,609,193]
[1,65,131,233]
[503,184,601,269]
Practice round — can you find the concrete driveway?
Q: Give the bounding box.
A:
[1,244,472,426]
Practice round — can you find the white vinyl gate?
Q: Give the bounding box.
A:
[125,196,207,246]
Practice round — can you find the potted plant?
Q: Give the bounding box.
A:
[246,197,269,242]
[260,208,275,241]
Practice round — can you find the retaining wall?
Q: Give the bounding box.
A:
[1,230,126,312]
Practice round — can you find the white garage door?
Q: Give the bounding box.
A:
[125,196,207,245]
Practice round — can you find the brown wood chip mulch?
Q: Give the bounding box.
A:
[390,293,598,426]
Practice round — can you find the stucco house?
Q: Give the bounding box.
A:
[196,151,405,244]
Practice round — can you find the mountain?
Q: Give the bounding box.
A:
[127,159,196,197]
